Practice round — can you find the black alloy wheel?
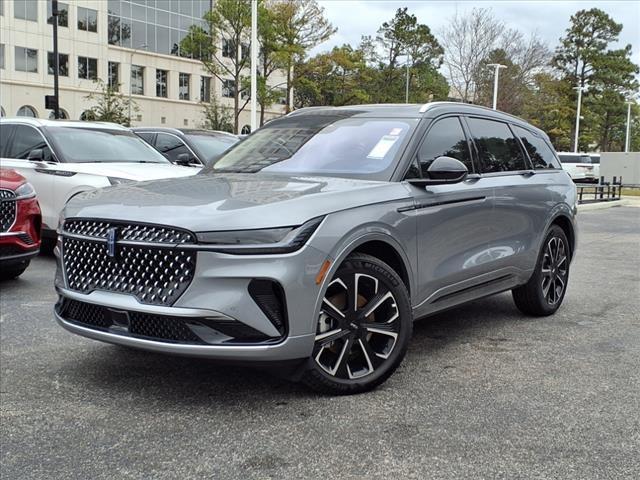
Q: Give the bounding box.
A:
[303,253,412,395]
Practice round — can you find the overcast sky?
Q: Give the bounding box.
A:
[313,1,640,66]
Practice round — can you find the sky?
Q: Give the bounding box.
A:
[313,1,640,67]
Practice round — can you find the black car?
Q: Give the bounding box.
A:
[133,127,239,167]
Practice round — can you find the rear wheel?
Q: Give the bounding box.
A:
[0,261,30,280]
[512,225,570,316]
[302,253,412,395]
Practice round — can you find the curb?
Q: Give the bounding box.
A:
[577,199,631,212]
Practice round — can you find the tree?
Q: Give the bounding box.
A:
[201,96,234,133]
[553,8,639,150]
[440,8,503,102]
[272,0,335,112]
[185,0,252,134]
[294,45,373,107]
[84,80,136,126]
[552,8,622,88]
[370,7,445,103]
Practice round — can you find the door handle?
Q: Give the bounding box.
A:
[521,170,536,177]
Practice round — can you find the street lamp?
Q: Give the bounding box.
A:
[487,63,507,110]
[573,85,586,153]
[405,53,410,104]
[625,101,634,153]
[250,0,257,132]
[128,43,148,125]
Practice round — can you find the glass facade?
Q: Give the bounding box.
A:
[107,0,211,57]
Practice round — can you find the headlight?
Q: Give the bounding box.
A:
[108,177,135,186]
[14,182,36,199]
[196,217,324,254]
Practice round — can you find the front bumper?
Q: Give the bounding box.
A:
[55,241,329,362]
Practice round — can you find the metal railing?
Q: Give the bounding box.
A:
[577,177,623,204]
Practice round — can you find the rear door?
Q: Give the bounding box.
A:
[409,115,497,316]
[465,116,552,277]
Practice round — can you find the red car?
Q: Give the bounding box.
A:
[0,169,42,279]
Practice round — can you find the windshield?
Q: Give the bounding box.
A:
[187,133,238,161]
[46,127,170,163]
[208,113,418,180]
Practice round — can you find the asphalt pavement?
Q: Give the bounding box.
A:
[1,207,639,479]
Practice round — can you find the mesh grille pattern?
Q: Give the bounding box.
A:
[129,312,201,343]
[64,220,194,244]
[60,298,110,328]
[62,237,196,306]
[58,299,204,344]
[0,190,17,232]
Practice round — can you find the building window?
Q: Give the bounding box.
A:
[0,0,4,16]
[15,47,38,73]
[131,65,144,95]
[222,38,232,58]
[17,105,38,117]
[78,6,98,32]
[241,125,251,135]
[200,76,211,102]
[47,1,69,27]
[156,69,168,98]
[14,0,37,21]
[108,62,119,91]
[0,44,4,70]
[78,56,98,80]
[47,52,69,76]
[179,73,190,100]
[222,79,235,98]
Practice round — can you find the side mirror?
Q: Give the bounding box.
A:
[174,153,192,166]
[408,156,469,186]
[27,148,44,161]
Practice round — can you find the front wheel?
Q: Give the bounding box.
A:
[512,225,570,316]
[302,253,412,395]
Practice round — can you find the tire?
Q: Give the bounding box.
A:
[302,253,413,395]
[512,225,570,316]
[0,261,30,280]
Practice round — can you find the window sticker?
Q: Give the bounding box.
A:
[367,135,400,159]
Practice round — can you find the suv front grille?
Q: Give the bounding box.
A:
[62,220,196,306]
[0,190,16,232]
[64,219,194,244]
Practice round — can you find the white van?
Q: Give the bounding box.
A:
[557,152,600,183]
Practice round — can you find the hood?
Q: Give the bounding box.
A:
[62,162,199,181]
[64,172,411,231]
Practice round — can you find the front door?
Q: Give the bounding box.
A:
[409,116,497,317]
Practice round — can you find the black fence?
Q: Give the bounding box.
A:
[577,177,623,204]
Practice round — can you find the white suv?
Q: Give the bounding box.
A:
[557,152,600,183]
[0,118,198,244]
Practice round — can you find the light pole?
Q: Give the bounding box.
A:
[250,0,257,132]
[128,43,148,125]
[625,101,633,153]
[573,85,586,153]
[405,53,410,104]
[487,63,507,110]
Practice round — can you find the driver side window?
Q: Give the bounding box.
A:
[8,125,54,161]
[155,133,193,163]
[417,117,472,177]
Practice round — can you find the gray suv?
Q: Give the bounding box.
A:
[54,103,577,394]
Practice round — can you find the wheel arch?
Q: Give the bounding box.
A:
[550,214,576,260]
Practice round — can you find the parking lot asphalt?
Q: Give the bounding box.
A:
[1,207,639,480]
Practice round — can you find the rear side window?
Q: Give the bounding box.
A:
[417,117,472,176]
[512,126,560,169]
[136,132,155,144]
[467,117,527,173]
[155,133,193,162]
[7,125,54,161]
